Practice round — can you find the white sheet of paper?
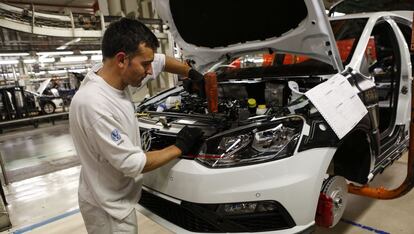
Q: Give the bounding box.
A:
[305,73,368,139]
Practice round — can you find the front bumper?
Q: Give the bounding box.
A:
[140,147,336,233]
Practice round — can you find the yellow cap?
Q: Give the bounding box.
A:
[247,98,256,108]
[257,104,266,109]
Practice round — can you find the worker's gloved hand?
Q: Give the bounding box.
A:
[184,69,205,98]
[182,79,193,93]
[175,126,203,155]
[188,69,204,82]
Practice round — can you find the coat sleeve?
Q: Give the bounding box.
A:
[86,115,147,178]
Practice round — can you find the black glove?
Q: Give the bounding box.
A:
[182,79,193,93]
[185,69,205,98]
[175,126,203,155]
[188,68,204,82]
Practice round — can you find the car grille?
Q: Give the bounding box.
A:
[139,190,295,233]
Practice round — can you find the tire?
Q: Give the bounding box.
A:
[42,102,56,114]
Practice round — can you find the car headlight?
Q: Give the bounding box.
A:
[196,117,303,168]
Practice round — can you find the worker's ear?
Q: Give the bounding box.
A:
[115,52,128,68]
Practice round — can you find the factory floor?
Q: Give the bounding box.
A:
[0,122,413,234]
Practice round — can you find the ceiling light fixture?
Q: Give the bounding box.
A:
[68,68,88,73]
[36,51,74,56]
[60,56,88,62]
[0,53,29,57]
[39,58,55,63]
[81,50,102,54]
[23,59,36,64]
[57,38,81,50]
[48,70,68,74]
[24,58,55,63]
[91,55,103,61]
[0,60,19,65]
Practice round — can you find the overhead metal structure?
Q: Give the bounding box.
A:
[0,2,103,38]
[0,2,166,39]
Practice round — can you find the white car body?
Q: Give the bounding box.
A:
[136,1,413,233]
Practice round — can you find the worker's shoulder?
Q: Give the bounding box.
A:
[72,83,100,101]
[71,84,111,111]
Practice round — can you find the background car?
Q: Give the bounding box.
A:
[24,78,64,114]
[24,89,63,114]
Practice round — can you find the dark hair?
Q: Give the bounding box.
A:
[101,18,159,58]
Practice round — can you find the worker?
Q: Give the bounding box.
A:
[69,18,203,234]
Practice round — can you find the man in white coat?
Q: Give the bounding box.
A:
[69,18,203,233]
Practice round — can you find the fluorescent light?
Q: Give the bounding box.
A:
[91,55,103,61]
[68,68,88,73]
[0,60,18,65]
[81,50,102,54]
[0,53,29,57]
[48,70,67,74]
[60,56,88,62]
[37,51,73,56]
[57,38,81,50]
[39,58,55,63]
[24,58,55,63]
[24,59,36,64]
[1,72,20,77]
[28,71,46,75]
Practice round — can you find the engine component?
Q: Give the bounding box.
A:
[247,98,257,115]
[205,72,218,113]
[256,104,268,115]
[165,96,181,109]
[218,84,248,100]
[288,81,304,103]
[265,83,285,107]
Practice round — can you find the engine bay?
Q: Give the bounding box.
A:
[136,75,324,157]
[137,76,324,127]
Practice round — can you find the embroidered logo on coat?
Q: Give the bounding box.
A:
[111,129,121,141]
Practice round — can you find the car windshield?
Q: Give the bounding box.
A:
[330,0,414,15]
[214,18,368,79]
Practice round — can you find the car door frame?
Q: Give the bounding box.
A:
[349,14,412,169]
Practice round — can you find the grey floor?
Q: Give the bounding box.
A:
[0,122,413,233]
[0,121,78,183]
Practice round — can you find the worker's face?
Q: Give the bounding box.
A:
[120,43,154,88]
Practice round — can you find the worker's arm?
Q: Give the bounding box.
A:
[87,115,148,178]
[164,56,191,77]
[142,145,181,173]
[88,115,203,176]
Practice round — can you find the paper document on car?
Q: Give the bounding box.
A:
[305,73,367,139]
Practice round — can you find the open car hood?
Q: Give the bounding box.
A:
[152,0,343,71]
[36,78,51,95]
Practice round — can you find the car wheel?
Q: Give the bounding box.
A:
[42,102,56,114]
[316,176,348,228]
